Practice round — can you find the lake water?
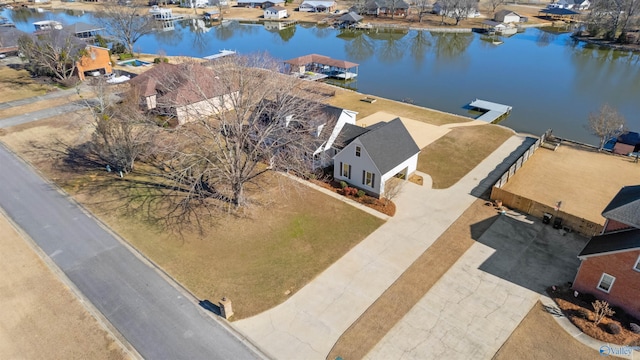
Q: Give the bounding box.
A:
[3,7,640,144]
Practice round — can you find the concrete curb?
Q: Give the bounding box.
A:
[539,295,640,359]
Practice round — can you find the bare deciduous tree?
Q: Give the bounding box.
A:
[95,2,155,55]
[586,0,640,41]
[413,0,431,22]
[18,30,85,85]
[436,0,479,25]
[80,78,156,174]
[592,300,615,325]
[587,104,627,151]
[487,0,505,14]
[142,55,328,225]
[383,176,405,206]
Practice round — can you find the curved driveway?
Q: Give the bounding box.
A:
[0,143,263,360]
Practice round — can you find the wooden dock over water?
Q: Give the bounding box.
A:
[468,99,512,123]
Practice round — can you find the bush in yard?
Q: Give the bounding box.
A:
[340,181,348,189]
[605,322,621,335]
[119,53,133,60]
[356,190,365,198]
[153,57,162,64]
[574,308,590,320]
[592,300,615,325]
[630,323,640,334]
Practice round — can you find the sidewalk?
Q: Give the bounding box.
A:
[0,86,81,111]
[235,135,529,360]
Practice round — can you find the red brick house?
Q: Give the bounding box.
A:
[572,185,640,320]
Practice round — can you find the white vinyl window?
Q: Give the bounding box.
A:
[341,162,351,179]
[362,171,375,187]
[355,146,361,157]
[597,273,615,293]
[634,255,640,272]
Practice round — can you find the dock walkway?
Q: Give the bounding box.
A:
[469,99,512,123]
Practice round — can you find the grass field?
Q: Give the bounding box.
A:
[0,66,53,102]
[0,113,384,320]
[418,124,514,189]
[328,89,470,126]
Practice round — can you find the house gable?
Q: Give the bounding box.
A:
[334,138,382,195]
[356,118,420,175]
[601,185,640,229]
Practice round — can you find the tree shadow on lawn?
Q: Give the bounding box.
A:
[470,213,589,295]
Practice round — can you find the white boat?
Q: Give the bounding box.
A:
[33,20,63,32]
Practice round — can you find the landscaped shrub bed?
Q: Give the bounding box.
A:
[547,284,640,347]
[310,179,396,217]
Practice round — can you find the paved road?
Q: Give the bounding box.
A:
[0,143,264,360]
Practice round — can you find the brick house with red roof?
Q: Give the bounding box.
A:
[572,185,640,320]
[128,62,237,125]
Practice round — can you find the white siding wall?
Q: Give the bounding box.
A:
[502,14,520,23]
[325,110,357,149]
[175,93,235,125]
[264,9,287,18]
[380,152,419,186]
[334,139,382,196]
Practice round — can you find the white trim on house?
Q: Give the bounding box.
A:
[634,255,640,272]
[597,273,616,293]
[264,6,287,19]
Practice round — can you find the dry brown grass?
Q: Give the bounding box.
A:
[0,66,54,102]
[0,94,81,119]
[0,113,384,320]
[418,124,514,189]
[327,199,500,360]
[501,142,640,226]
[0,214,129,360]
[328,89,469,126]
[493,301,601,360]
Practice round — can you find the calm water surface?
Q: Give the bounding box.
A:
[4,8,640,144]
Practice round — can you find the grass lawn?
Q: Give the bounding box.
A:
[0,113,384,320]
[0,66,54,102]
[328,89,470,126]
[328,199,500,360]
[418,124,514,189]
[493,301,601,360]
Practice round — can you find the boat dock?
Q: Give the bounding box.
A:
[468,99,512,123]
[203,49,237,60]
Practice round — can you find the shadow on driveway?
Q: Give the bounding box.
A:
[471,213,589,295]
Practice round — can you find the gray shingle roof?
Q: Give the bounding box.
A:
[602,185,640,229]
[357,118,420,174]
[0,27,26,49]
[578,229,640,257]
[64,22,103,34]
[334,123,370,148]
[339,11,363,23]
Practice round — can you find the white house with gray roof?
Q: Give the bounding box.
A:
[333,118,420,197]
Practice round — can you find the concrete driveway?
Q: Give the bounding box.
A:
[235,136,532,359]
[366,212,588,360]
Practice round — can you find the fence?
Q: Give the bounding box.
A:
[491,187,603,237]
[489,130,602,237]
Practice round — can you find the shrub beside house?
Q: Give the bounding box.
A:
[572,185,640,321]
